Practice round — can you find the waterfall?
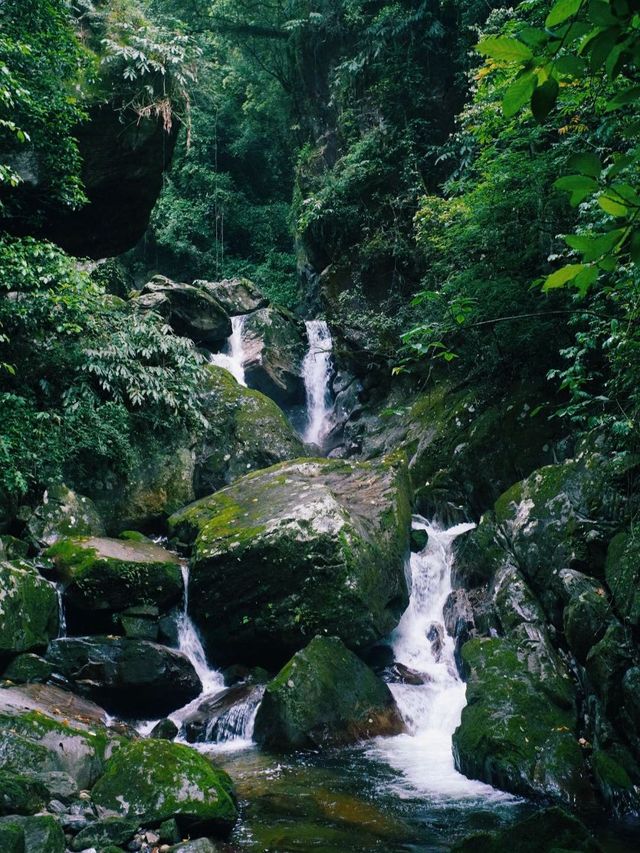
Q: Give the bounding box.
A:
[56,583,67,638]
[302,319,334,447]
[372,517,511,801]
[209,315,248,385]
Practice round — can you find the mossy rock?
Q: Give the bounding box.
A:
[452,638,593,808]
[194,277,268,315]
[0,815,65,853]
[605,525,640,627]
[0,822,24,853]
[48,536,182,613]
[242,307,307,406]
[0,560,59,661]
[169,455,411,668]
[560,571,612,664]
[195,366,304,497]
[585,622,633,713]
[25,484,105,548]
[451,806,602,852]
[0,771,48,816]
[70,817,140,851]
[253,636,405,750]
[2,654,53,684]
[91,740,237,834]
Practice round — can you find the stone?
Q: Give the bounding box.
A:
[253,636,405,750]
[0,814,65,853]
[195,366,304,497]
[452,638,593,808]
[25,485,105,548]
[169,456,411,668]
[90,740,237,834]
[183,684,264,744]
[605,525,640,627]
[158,817,181,844]
[70,818,140,852]
[585,622,633,714]
[169,840,218,852]
[149,719,179,741]
[48,536,182,614]
[2,654,53,684]
[242,307,307,405]
[138,276,231,348]
[194,277,268,315]
[0,771,48,816]
[0,822,24,853]
[560,570,612,663]
[46,637,201,717]
[0,560,59,662]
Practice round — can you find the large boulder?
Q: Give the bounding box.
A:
[0,561,58,662]
[253,636,405,750]
[25,484,105,548]
[242,308,307,405]
[136,276,231,348]
[195,366,304,496]
[452,637,593,809]
[194,278,268,315]
[90,740,237,834]
[169,456,412,668]
[0,815,65,853]
[48,536,182,614]
[46,637,201,717]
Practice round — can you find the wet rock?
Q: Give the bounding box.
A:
[2,653,53,684]
[169,840,218,852]
[451,806,602,852]
[0,535,29,560]
[119,606,160,641]
[149,719,179,741]
[90,740,237,834]
[452,637,593,808]
[194,278,268,315]
[410,527,429,552]
[46,637,201,717]
[605,525,640,627]
[0,770,48,815]
[383,662,428,685]
[242,308,307,405]
[0,815,65,852]
[169,456,411,668]
[585,622,633,715]
[0,560,59,662]
[0,821,24,853]
[426,624,444,661]
[137,276,231,348]
[560,570,612,663]
[70,817,140,852]
[25,485,105,548]
[49,536,182,615]
[195,366,304,497]
[183,684,264,744]
[253,636,406,750]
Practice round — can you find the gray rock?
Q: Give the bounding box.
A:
[138,276,231,348]
[194,277,268,315]
[25,485,104,548]
[242,307,307,405]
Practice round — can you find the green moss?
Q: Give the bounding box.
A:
[592,750,633,790]
[0,771,48,816]
[605,525,640,626]
[0,561,59,656]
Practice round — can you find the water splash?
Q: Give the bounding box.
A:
[210,315,248,385]
[302,319,334,447]
[371,517,513,802]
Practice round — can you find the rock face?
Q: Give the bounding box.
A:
[25,485,105,548]
[48,536,182,613]
[242,308,307,405]
[253,636,405,750]
[169,456,412,668]
[195,366,304,496]
[136,276,231,348]
[0,561,58,662]
[90,740,237,834]
[194,278,268,315]
[46,637,201,717]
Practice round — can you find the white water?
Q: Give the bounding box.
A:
[209,314,248,385]
[56,583,67,638]
[302,319,334,447]
[372,517,512,802]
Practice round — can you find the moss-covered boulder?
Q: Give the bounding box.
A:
[451,806,602,853]
[0,822,24,853]
[137,276,231,348]
[48,536,182,613]
[194,277,268,315]
[243,307,307,405]
[25,484,105,548]
[195,366,304,497]
[46,637,201,717]
[70,817,140,852]
[560,570,612,664]
[91,740,237,834]
[0,815,65,853]
[2,654,53,684]
[169,456,411,667]
[0,561,58,662]
[605,525,640,627]
[453,638,593,808]
[253,636,405,750]
[0,771,48,816]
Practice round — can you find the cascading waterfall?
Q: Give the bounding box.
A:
[372,516,511,801]
[302,319,334,447]
[56,583,67,638]
[209,314,248,385]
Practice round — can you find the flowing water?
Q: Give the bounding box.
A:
[209,314,248,385]
[302,319,334,447]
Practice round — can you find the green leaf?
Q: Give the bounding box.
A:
[598,194,628,216]
[565,229,625,259]
[502,72,537,117]
[531,77,559,122]
[542,264,586,290]
[630,232,640,263]
[546,0,583,27]
[573,265,599,296]
[554,174,598,205]
[567,152,602,178]
[606,86,640,111]
[477,37,533,62]
[555,54,587,76]
[585,28,618,72]
[588,0,617,26]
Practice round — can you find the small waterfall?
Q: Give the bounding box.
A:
[176,562,224,700]
[209,315,248,385]
[56,584,67,638]
[302,319,334,447]
[372,517,510,801]
[202,686,264,745]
